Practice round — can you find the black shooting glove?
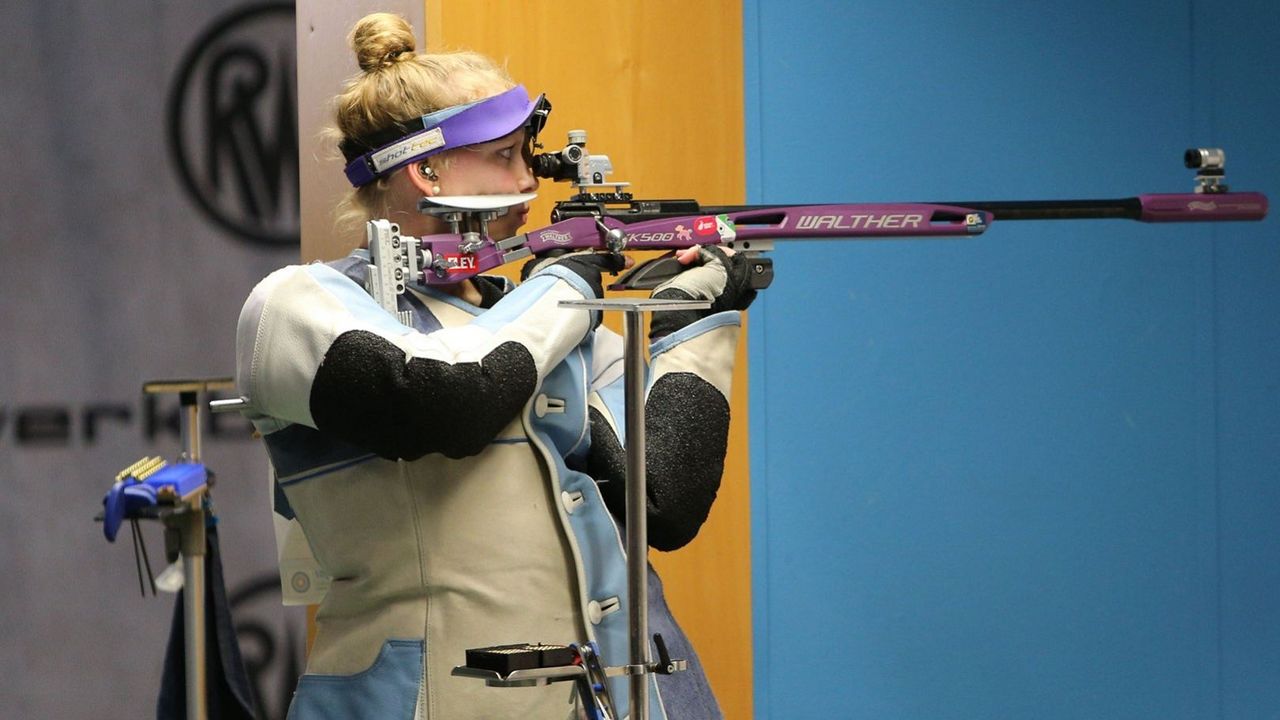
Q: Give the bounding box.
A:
[520,251,627,299]
[649,245,758,340]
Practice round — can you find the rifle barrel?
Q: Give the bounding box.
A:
[933,199,1142,221]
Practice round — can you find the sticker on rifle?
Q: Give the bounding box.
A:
[694,216,718,236]
[625,232,677,244]
[675,224,692,242]
[715,214,737,242]
[540,229,574,245]
[441,254,478,273]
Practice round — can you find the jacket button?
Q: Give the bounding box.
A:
[534,394,566,418]
[561,490,585,514]
[587,596,621,625]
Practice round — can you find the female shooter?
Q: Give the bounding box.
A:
[236,13,756,719]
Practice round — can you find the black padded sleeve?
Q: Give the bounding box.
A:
[589,372,730,551]
[648,288,704,341]
[472,275,509,309]
[310,330,537,461]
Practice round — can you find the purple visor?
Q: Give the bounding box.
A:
[343,85,546,187]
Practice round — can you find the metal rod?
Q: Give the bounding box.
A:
[557,298,708,719]
[181,510,207,720]
[928,198,1143,221]
[209,397,250,413]
[180,391,202,463]
[177,390,207,720]
[130,519,147,597]
[623,309,650,720]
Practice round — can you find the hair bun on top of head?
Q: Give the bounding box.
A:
[350,12,416,72]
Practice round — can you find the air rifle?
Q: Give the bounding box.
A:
[363,139,1267,316]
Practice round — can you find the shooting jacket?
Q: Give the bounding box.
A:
[235,250,736,720]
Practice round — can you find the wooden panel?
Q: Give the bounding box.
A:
[299,3,751,714]
[429,3,752,718]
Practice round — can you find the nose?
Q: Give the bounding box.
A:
[517,155,539,194]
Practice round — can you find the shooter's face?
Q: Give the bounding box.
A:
[439,128,540,239]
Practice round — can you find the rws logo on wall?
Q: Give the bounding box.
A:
[229,574,306,720]
[168,3,299,247]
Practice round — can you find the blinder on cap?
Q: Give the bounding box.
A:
[343,85,549,187]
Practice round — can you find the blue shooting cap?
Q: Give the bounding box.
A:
[342,84,549,187]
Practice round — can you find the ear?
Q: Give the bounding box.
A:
[405,162,437,197]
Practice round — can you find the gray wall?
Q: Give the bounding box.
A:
[1,2,303,717]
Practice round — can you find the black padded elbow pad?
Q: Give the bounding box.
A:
[310,330,536,461]
[590,372,730,551]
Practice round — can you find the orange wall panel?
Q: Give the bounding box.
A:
[428,3,753,718]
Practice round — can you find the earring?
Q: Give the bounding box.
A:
[432,185,442,195]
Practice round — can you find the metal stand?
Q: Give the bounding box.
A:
[143,378,234,720]
[449,298,705,718]
[559,297,709,720]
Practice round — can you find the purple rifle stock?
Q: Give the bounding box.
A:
[412,192,1268,285]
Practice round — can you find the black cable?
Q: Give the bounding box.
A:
[129,519,147,597]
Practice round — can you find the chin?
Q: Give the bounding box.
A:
[492,220,522,240]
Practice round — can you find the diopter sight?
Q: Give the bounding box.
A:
[1184,147,1228,193]
[531,130,632,198]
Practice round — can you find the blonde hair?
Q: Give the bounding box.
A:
[331,13,514,236]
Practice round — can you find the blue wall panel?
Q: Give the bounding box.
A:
[745,1,1278,717]
[1194,5,1280,717]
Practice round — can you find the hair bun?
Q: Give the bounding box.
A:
[350,12,416,72]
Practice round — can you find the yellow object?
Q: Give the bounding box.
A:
[116,456,167,483]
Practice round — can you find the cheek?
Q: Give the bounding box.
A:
[490,212,522,236]
[443,158,515,195]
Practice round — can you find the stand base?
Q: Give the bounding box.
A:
[450,665,586,688]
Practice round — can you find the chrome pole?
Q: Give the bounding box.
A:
[623,309,650,720]
[178,390,207,720]
[558,298,708,720]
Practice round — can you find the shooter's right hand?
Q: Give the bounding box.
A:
[521,251,629,299]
